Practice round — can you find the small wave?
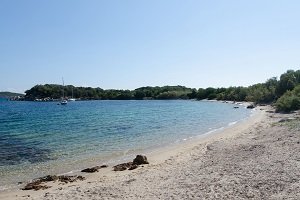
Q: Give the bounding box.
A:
[202,126,225,136]
[0,183,18,192]
[228,121,238,126]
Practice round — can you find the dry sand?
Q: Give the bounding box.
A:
[1,105,300,199]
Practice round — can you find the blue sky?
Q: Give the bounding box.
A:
[1,0,299,93]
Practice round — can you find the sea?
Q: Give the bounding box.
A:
[0,100,253,190]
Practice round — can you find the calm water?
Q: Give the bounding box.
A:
[0,100,252,190]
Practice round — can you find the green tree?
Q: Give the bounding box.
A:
[275,85,300,112]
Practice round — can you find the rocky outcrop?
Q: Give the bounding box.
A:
[128,165,138,170]
[81,165,108,173]
[22,183,51,191]
[113,155,149,171]
[22,175,85,191]
[81,167,99,173]
[57,175,85,183]
[113,162,134,171]
[133,155,149,165]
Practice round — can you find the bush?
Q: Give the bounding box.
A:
[275,85,300,112]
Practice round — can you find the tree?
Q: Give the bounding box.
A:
[276,70,297,96]
[275,85,300,112]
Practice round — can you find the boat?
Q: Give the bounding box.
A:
[60,78,68,105]
[68,87,76,101]
[60,99,68,105]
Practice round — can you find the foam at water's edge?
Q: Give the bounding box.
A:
[228,121,238,126]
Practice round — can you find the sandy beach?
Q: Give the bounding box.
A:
[1,105,300,199]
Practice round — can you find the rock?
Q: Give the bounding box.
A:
[247,104,255,109]
[39,175,58,182]
[22,183,51,191]
[58,175,85,183]
[113,155,149,171]
[128,165,138,170]
[81,164,108,173]
[113,162,133,171]
[21,175,85,190]
[234,106,239,109]
[77,175,85,181]
[133,155,149,165]
[81,167,100,173]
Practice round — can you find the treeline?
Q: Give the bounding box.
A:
[24,85,194,101]
[190,69,300,111]
[24,69,300,112]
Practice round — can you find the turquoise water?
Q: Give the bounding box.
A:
[0,100,252,190]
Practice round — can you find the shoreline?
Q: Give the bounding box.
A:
[146,104,261,166]
[0,104,263,199]
[0,100,253,192]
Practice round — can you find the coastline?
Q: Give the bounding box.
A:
[0,99,252,192]
[2,104,299,199]
[0,104,263,199]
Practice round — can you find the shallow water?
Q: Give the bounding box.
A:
[0,100,251,190]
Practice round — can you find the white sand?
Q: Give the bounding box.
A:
[1,105,300,199]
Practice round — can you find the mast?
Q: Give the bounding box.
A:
[62,77,65,99]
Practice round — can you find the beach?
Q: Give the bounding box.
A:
[1,105,300,199]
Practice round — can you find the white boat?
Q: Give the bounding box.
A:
[60,78,68,105]
[60,99,68,105]
[68,87,76,101]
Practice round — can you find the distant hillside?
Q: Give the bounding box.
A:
[24,85,193,101]
[0,92,24,98]
[18,69,300,112]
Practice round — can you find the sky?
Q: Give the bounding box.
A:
[1,0,300,93]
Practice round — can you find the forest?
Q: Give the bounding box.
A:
[23,70,300,112]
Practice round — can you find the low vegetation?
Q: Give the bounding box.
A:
[23,70,300,112]
[275,85,300,112]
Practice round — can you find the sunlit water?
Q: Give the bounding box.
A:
[0,100,252,190]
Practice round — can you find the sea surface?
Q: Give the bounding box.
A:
[0,100,252,190]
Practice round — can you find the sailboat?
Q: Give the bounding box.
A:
[69,87,76,101]
[60,78,68,105]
